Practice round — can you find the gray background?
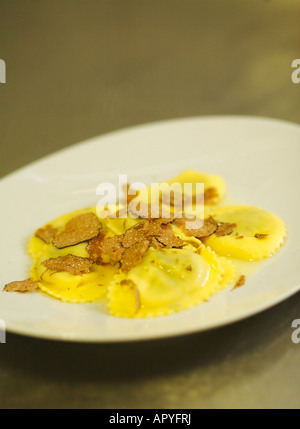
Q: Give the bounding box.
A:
[0,0,300,409]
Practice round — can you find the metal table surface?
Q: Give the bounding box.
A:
[0,0,299,409]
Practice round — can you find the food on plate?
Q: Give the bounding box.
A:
[204,205,286,261]
[3,170,286,318]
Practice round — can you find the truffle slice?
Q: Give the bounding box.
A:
[43,254,93,275]
[121,239,150,273]
[35,225,58,244]
[53,212,101,248]
[155,224,184,248]
[86,233,105,262]
[173,216,218,239]
[186,216,218,238]
[98,235,125,262]
[215,222,237,237]
[122,221,150,248]
[4,279,38,293]
[233,275,246,290]
[254,233,269,239]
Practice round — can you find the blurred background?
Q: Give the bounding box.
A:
[0,0,299,178]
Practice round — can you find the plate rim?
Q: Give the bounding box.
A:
[1,113,300,183]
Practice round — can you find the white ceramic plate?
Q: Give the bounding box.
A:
[1,116,300,342]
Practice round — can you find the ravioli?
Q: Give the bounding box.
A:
[165,169,226,205]
[131,169,225,220]
[204,205,286,261]
[4,169,286,319]
[108,247,234,318]
[29,241,118,303]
